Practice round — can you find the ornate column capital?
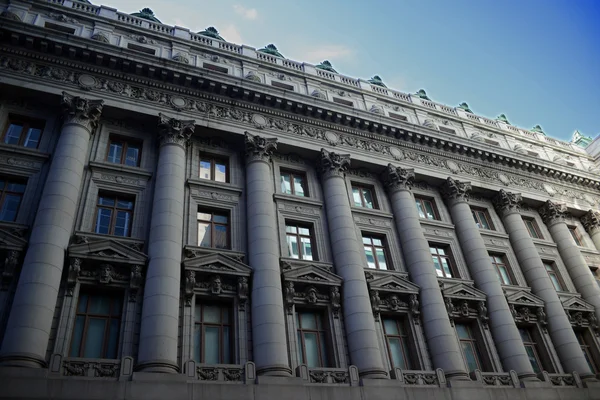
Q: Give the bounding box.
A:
[381,163,414,193]
[538,200,568,226]
[318,149,351,179]
[157,113,195,147]
[61,91,104,132]
[245,131,277,163]
[581,210,600,234]
[440,177,471,204]
[493,189,522,217]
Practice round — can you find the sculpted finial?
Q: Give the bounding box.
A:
[493,189,522,216]
[244,131,277,163]
[538,200,568,226]
[318,149,351,179]
[157,113,195,147]
[61,92,104,132]
[381,163,414,193]
[440,177,471,204]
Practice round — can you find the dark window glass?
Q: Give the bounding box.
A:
[2,115,45,149]
[415,196,439,220]
[543,262,563,291]
[518,328,543,374]
[576,330,599,374]
[351,184,377,209]
[489,254,512,285]
[456,323,482,372]
[197,209,230,249]
[569,227,583,246]
[382,318,412,369]
[280,170,308,197]
[523,218,543,239]
[286,224,314,260]
[296,311,329,368]
[471,208,494,230]
[363,235,388,270]
[0,178,26,222]
[95,194,134,237]
[199,154,228,183]
[430,245,455,278]
[193,303,232,364]
[106,136,141,167]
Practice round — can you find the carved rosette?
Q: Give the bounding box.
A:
[157,113,195,147]
[244,131,277,163]
[318,149,351,179]
[61,92,104,132]
[538,200,568,226]
[440,177,471,204]
[381,164,414,193]
[493,189,522,217]
[581,210,600,234]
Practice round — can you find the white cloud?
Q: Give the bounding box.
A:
[220,24,244,44]
[292,45,354,64]
[233,5,258,20]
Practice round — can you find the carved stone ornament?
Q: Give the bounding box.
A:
[493,189,522,216]
[1,250,20,290]
[330,286,341,318]
[210,275,222,295]
[244,71,262,83]
[237,277,249,310]
[129,265,143,302]
[581,210,600,234]
[99,264,114,284]
[370,290,381,320]
[318,148,351,179]
[157,113,195,147]
[49,13,78,24]
[0,10,21,21]
[244,131,277,163]
[538,200,568,226]
[172,52,190,64]
[90,32,109,43]
[305,286,319,304]
[61,92,104,132]
[284,281,295,315]
[381,163,414,193]
[440,177,471,204]
[66,257,81,296]
[184,270,196,306]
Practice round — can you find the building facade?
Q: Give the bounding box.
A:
[0,1,600,399]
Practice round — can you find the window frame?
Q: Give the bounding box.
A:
[105,135,142,167]
[280,169,309,197]
[351,183,378,209]
[543,261,564,292]
[523,217,543,239]
[568,226,584,247]
[0,177,26,222]
[1,114,45,149]
[518,327,544,374]
[429,244,456,278]
[362,233,390,270]
[93,193,135,237]
[489,254,513,285]
[382,316,413,370]
[285,222,316,261]
[193,301,233,364]
[296,309,330,368]
[199,153,229,183]
[455,322,484,373]
[471,207,495,231]
[415,195,440,220]
[576,329,600,374]
[197,208,231,249]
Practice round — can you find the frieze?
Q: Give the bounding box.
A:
[279,203,321,216]
[353,216,391,228]
[98,174,141,186]
[193,190,237,203]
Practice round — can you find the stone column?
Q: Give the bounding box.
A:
[540,201,600,320]
[441,178,536,380]
[319,149,386,379]
[136,114,195,373]
[494,190,593,379]
[382,165,469,379]
[0,93,103,367]
[582,210,600,253]
[245,132,291,376]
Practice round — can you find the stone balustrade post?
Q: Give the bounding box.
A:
[441,178,537,380]
[319,149,386,379]
[494,190,594,379]
[581,210,600,253]
[382,165,469,380]
[136,114,195,373]
[0,92,103,367]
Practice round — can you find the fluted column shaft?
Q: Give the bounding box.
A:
[319,149,386,379]
[245,133,290,376]
[442,178,536,379]
[383,165,468,379]
[495,191,593,378]
[137,114,195,373]
[0,93,103,367]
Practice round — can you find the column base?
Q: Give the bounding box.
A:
[0,353,46,368]
[444,370,471,381]
[358,368,388,379]
[256,365,292,377]
[517,372,540,382]
[135,360,179,373]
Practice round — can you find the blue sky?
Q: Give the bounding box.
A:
[101,0,600,142]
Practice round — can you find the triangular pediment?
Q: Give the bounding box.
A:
[183,252,251,276]
[283,264,342,286]
[561,295,595,312]
[506,290,544,307]
[369,275,420,294]
[68,239,147,264]
[0,227,28,250]
[442,282,486,301]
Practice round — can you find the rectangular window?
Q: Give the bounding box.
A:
[569,226,583,246]
[197,209,230,249]
[351,184,377,209]
[285,223,314,260]
[280,170,308,197]
[456,323,482,372]
[2,115,45,149]
[382,318,412,370]
[471,207,494,230]
[94,194,134,237]
[69,291,122,359]
[415,196,439,220]
[430,245,455,278]
[519,328,543,374]
[523,217,543,239]
[489,254,512,285]
[193,303,232,364]
[576,330,599,374]
[0,178,26,222]
[296,311,329,368]
[363,235,388,270]
[199,154,228,183]
[543,262,563,291]
[106,136,141,167]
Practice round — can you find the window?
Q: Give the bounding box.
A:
[471,207,494,230]
[519,328,543,374]
[0,178,26,222]
[199,154,228,183]
[194,303,232,364]
[280,170,308,197]
[106,136,141,167]
[94,194,134,237]
[523,217,543,239]
[456,323,482,372]
[569,226,583,246]
[543,262,563,291]
[363,235,388,270]
[285,224,314,260]
[69,291,122,359]
[296,311,329,368]
[415,196,439,220]
[430,245,455,278]
[489,254,512,285]
[382,318,412,370]
[351,184,377,209]
[576,330,599,374]
[197,209,230,249]
[2,115,44,149]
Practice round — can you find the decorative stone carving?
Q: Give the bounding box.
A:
[581,210,600,234]
[184,270,196,306]
[1,10,22,21]
[90,32,109,43]
[65,257,81,296]
[330,286,341,318]
[49,13,78,24]
[128,34,155,44]
[61,92,104,132]
[285,281,295,315]
[440,177,471,203]
[318,149,350,179]
[172,52,190,64]
[99,264,113,284]
[478,301,489,326]
[305,286,319,304]
[210,275,222,295]
[409,294,419,317]
[381,163,414,193]
[157,113,195,147]
[370,290,381,320]
[244,131,277,163]
[1,250,20,290]
[493,189,522,216]
[237,277,248,310]
[311,89,327,99]
[538,200,568,226]
[129,265,143,302]
[244,71,261,83]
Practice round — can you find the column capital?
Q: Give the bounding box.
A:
[318,149,350,179]
[245,131,277,163]
[381,163,414,193]
[157,113,195,147]
[538,200,568,226]
[440,177,471,204]
[61,91,104,132]
[581,210,600,234]
[493,189,522,217]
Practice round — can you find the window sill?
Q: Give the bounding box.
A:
[0,143,51,160]
[273,193,323,207]
[350,207,393,219]
[89,161,153,178]
[187,178,243,194]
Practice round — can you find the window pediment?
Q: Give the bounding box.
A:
[183,252,251,277]
[441,282,486,302]
[505,289,544,308]
[0,224,28,251]
[67,238,147,265]
[441,283,488,327]
[561,295,595,313]
[367,274,419,295]
[282,263,342,287]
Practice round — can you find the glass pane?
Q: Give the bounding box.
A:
[526,346,541,374]
[383,319,399,335]
[388,338,407,369]
[69,316,85,357]
[416,200,426,218]
[472,211,480,227]
[437,247,446,255]
[0,194,22,222]
[362,188,375,209]
[106,319,119,359]
[287,234,299,258]
[298,227,310,236]
[107,142,123,164]
[215,162,227,182]
[214,225,228,249]
[193,324,202,362]
[300,236,313,261]
[4,124,22,144]
[223,327,230,363]
[83,318,107,358]
[78,294,88,313]
[213,214,228,224]
[89,295,111,315]
[303,333,319,367]
[372,238,383,246]
[424,201,436,220]
[111,297,122,316]
[584,350,597,373]
[197,212,212,221]
[286,225,297,234]
[200,160,211,180]
[198,222,211,247]
[281,173,291,194]
[98,197,115,207]
[518,328,530,343]
[363,236,372,245]
[376,248,387,270]
[364,247,376,269]
[297,331,304,364]
[432,256,444,277]
[95,209,112,235]
[6,182,26,193]
[125,145,140,167]
[222,307,230,323]
[498,266,511,285]
[319,332,328,367]
[24,128,41,148]
[456,324,470,339]
[294,175,306,197]
[461,342,479,372]
[117,199,134,209]
[479,213,491,229]
[114,211,131,237]
[441,258,453,277]
[204,327,220,364]
[203,305,221,323]
[299,312,317,329]
[352,187,362,207]
[549,274,563,291]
